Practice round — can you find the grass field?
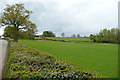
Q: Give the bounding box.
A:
[48,37,90,41]
[19,38,118,78]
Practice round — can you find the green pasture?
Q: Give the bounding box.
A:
[19,39,118,78]
[46,37,91,42]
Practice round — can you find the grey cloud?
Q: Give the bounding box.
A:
[0,1,118,36]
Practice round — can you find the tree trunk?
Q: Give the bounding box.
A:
[14,37,18,42]
[13,26,19,42]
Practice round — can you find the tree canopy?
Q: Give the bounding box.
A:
[0,3,37,42]
[89,28,120,43]
[42,31,55,37]
[77,34,80,37]
[71,34,76,37]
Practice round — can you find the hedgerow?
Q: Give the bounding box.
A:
[5,43,100,79]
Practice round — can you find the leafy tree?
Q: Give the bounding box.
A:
[42,31,55,37]
[96,30,104,42]
[18,30,35,40]
[90,28,120,43]
[71,34,76,37]
[3,26,37,40]
[117,29,120,43]
[0,3,37,42]
[77,34,80,37]
[3,26,15,38]
[61,33,65,37]
[89,34,96,42]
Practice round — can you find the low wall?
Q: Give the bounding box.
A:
[0,40,8,79]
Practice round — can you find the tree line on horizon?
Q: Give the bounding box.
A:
[36,32,81,38]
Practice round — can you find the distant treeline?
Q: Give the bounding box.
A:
[89,28,120,43]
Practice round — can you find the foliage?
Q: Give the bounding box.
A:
[5,42,100,79]
[0,3,37,42]
[77,34,80,37]
[3,26,15,39]
[61,33,65,37]
[19,40,118,78]
[89,34,96,42]
[18,30,35,40]
[89,28,120,43]
[71,34,76,37]
[42,31,55,37]
[3,26,35,40]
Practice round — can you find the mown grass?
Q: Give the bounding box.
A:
[19,39,118,78]
[48,37,91,42]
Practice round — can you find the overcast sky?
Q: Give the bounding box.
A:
[0,0,119,37]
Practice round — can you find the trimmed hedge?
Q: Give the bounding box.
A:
[5,43,100,79]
